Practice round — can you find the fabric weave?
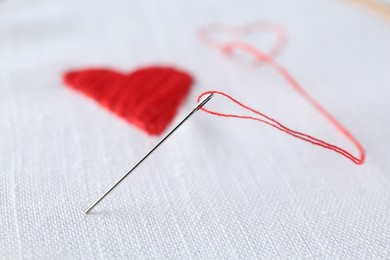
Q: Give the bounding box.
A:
[1,0,390,259]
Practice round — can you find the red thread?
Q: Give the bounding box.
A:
[64,66,193,136]
[198,22,365,164]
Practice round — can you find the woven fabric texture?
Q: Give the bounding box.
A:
[1,0,390,258]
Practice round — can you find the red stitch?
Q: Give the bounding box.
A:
[64,66,193,136]
[198,22,365,164]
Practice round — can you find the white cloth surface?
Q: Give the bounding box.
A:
[1,0,390,259]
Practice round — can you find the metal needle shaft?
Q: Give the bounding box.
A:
[85,93,214,214]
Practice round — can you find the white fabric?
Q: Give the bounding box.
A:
[1,0,390,258]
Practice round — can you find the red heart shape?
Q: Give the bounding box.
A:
[63,66,193,135]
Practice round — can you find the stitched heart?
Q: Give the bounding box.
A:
[63,66,193,135]
[198,21,287,60]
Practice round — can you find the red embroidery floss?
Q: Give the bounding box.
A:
[64,66,193,136]
[198,22,365,165]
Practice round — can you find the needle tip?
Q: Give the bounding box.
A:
[85,203,96,214]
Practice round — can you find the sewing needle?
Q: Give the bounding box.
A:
[85,93,214,214]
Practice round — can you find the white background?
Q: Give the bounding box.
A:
[1,0,390,258]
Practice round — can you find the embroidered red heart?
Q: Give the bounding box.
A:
[63,66,193,135]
